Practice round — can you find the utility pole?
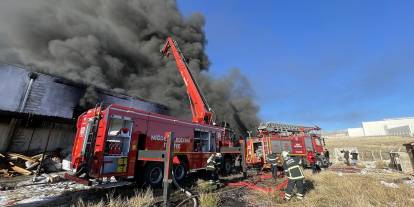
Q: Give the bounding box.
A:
[163,131,175,207]
[241,131,251,178]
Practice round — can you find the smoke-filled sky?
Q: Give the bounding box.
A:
[1,0,413,132]
[0,0,260,135]
[178,0,414,131]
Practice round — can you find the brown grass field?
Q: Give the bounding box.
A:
[325,135,414,152]
[76,168,414,207]
[73,136,414,207]
[248,170,414,207]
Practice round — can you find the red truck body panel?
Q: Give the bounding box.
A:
[70,104,236,179]
[245,133,324,166]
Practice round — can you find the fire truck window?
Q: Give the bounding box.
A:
[305,137,314,152]
[81,119,94,156]
[315,138,322,146]
[253,142,262,153]
[281,141,292,152]
[253,142,263,157]
[271,140,282,153]
[210,132,216,152]
[194,131,210,152]
[108,118,132,137]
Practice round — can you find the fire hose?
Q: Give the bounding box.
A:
[171,169,198,207]
[152,168,198,207]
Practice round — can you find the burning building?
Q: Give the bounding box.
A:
[0,64,168,154]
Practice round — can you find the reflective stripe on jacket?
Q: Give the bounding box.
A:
[286,165,304,180]
[283,157,304,180]
[206,154,221,171]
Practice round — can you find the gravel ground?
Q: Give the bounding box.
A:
[0,169,292,207]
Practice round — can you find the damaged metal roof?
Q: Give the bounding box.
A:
[0,64,168,119]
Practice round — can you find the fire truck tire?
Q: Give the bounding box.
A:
[144,162,164,187]
[223,157,233,175]
[173,163,187,182]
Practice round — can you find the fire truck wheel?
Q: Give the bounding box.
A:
[144,163,163,187]
[223,157,233,175]
[173,163,187,182]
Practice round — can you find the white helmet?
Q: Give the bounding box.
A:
[281,151,289,159]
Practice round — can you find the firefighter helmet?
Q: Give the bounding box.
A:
[281,151,289,159]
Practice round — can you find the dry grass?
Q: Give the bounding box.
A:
[249,190,284,206]
[199,192,219,207]
[270,170,414,207]
[325,136,413,152]
[196,179,220,207]
[128,188,155,207]
[196,179,217,193]
[75,188,154,207]
[375,160,388,169]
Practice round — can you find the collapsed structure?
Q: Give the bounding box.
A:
[0,64,168,154]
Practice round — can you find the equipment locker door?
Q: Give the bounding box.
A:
[305,136,314,152]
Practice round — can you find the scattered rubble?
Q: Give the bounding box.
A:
[380,180,399,188]
[403,178,414,187]
[0,152,64,178]
[0,176,91,206]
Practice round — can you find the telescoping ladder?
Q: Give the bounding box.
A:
[258,122,317,133]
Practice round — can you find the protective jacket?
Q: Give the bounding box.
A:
[267,153,277,165]
[283,156,304,180]
[206,153,222,171]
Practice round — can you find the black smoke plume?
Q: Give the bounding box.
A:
[0,0,260,135]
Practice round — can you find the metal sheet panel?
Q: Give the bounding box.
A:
[0,65,29,112]
[98,93,168,115]
[24,71,82,118]
[0,64,168,119]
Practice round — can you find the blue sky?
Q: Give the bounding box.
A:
[177,0,414,131]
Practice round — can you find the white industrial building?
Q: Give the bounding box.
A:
[347,117,414,137]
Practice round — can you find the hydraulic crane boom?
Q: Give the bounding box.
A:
[161,37,213,124]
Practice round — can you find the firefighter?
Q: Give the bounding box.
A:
[350,150,358,166]
[206,153,222,184]
[282,151,305,200]
[307,151,318,174]
[266,153,278,179]
[324,148,330,166]
[324,148,330,159]
[343,150,350,166]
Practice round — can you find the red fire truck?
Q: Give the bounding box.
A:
[245,122,328,168]
[68,37,241,187]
